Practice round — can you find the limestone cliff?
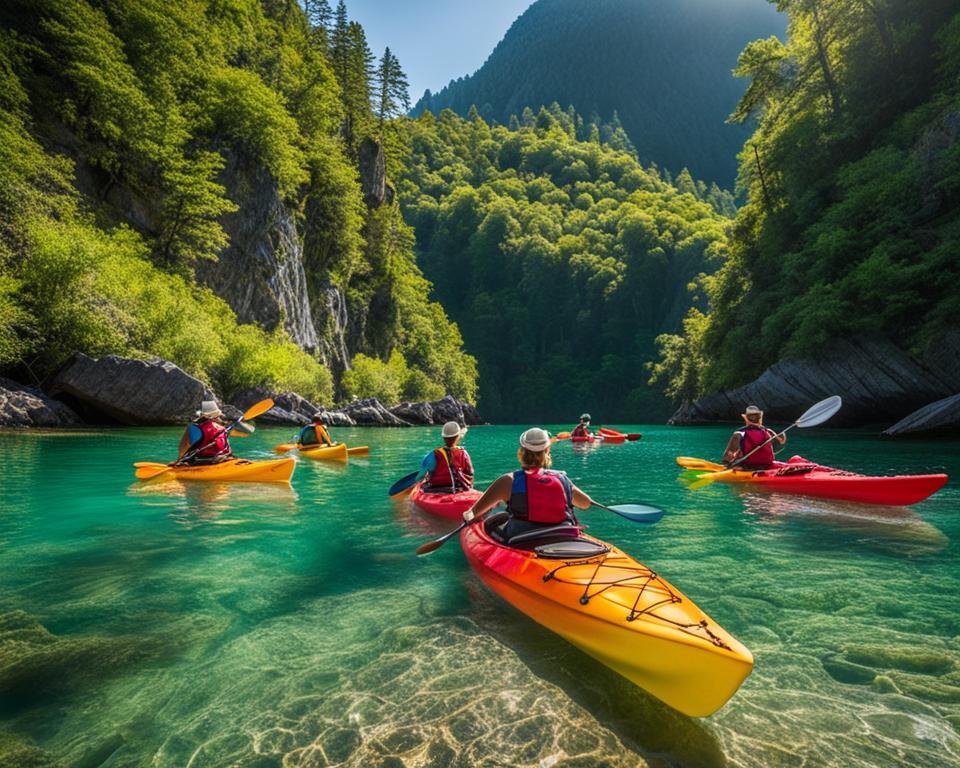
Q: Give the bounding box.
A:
[198,153,319,351]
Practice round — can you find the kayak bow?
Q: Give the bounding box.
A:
[461,518,753,717]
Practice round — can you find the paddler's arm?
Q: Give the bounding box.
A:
[462,474,513,522]
[769,427,786,445]
[570,484,594,509]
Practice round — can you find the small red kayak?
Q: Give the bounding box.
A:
[677,456,948,506]
[570,435,596,443]
[409,481,482,520]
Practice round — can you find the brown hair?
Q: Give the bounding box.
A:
[443,435,460,447]
[517,446,551,469]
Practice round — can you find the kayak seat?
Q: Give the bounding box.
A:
[502,523,584,550]
[534,539,610,559]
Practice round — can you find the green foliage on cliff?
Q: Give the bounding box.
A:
[653,0,960,401]
[0,0,476,404]
[398,108,730,421]
[412,0,786,187]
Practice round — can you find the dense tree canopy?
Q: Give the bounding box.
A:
[399,106,731,421]
[652,0,960,402]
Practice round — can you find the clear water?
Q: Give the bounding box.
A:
[1,424,958,767]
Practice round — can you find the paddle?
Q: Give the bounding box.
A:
[273,442,297,454]
[388,470,421,497]
[347,446,369,456]
[551,431,571,442]
[689,395,842,489]
[134,399,275,480]
[415,500,665,556]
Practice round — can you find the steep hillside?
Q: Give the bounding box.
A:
[0,0,476,404]
[412,0,785,186]
[399,107,731,421]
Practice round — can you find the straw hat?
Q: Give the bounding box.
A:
[196,400,222,418]
[519,427,551,452]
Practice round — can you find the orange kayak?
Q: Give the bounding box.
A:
[134,457,295,483]
[460,518,753,716]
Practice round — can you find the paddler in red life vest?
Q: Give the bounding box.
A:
[722,405,786,470]
[571,413,592,439]
[462,427,595,544]
[178,400,233,465]
[420,421,474,492]
[298,413,335,447]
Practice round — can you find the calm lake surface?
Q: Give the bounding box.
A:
[2,424,958,767]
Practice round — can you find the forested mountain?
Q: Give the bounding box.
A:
[412,0,786,187]
[399,106,731,421]
[652,0,960,404]
[0,0,476,405]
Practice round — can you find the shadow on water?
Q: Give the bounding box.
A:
[732,490,949,558]
[458,576,728,768]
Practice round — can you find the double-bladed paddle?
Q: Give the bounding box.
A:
[134,398,275,480]
[415,500,665,556]
[689,395,842,490]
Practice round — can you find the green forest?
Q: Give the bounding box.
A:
[399,105,732,421]
[651,0,960,403]
[412,0,785,187]
[0,0,476,405]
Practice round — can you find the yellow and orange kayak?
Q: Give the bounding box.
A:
[134,457,295,483]
[298,443,349,462]
[460,519,753,717]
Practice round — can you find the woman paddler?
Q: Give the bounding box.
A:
[462,427,594,543]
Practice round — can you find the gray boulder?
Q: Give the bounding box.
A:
[390,395,486,426]
[669,335,960,427]
[231,388,316,425]
[313,405,356,427]
[0,377,81,427]
[336,397,411,426]
[882,393,960,437]
[45,353,214,425]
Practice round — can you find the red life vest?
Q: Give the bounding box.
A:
[507,469,574,524]
[572,424,590,438]
[194,418,230,459]
[739,424,774,465]
[429,447,473,490]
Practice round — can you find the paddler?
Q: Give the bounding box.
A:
[462,427,594,543]
[722,405,786,470]
[571,413,592,439]
[179,400,233,465]
[298,413,335,448]
[421,421,474,492]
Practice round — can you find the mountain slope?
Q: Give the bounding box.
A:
[412,0,785,187]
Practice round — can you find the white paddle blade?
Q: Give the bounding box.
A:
[796,395,842,428]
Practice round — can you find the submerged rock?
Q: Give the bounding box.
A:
[0,731,64,768]
[669,335,960,427]
[0,377,81,428]
[45,353,214,426]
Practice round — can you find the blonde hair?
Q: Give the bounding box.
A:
[517,446,551,469]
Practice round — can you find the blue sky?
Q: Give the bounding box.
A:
[342,0,535,101]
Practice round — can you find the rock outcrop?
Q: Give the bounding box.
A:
[336,397,411,426]
[0,377,81,428]
[45,353,214,425]
[358,137,393,208]
[882,393,960,437]
[390,395,486,426]
[669,335,960,427]
[231,388,317,426]
[197,153,319,351]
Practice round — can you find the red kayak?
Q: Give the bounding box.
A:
[570,435,597,443]
[409,481,482,520]
[678,456,948,506]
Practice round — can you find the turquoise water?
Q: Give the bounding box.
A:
[1,424,959,767]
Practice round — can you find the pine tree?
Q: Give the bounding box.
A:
[304,0,333,31]
[342,20,375,152]
[374,46,410,132]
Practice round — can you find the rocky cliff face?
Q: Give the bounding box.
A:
[669,334,960,429]
[198,154,319,351]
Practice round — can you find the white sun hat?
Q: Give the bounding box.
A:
[441,421,466,438]
[196,400,222,418]
[519,427,551,451]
